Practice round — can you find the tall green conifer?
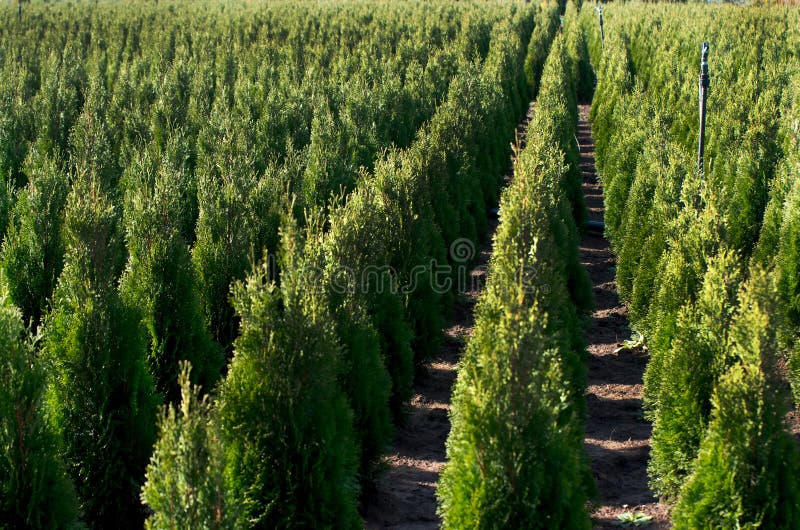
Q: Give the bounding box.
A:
[42,171,158,528]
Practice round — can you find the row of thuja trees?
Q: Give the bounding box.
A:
[144,4,552,528]
[438,4,597,528]
[584,4,800,527]
[0,1,560,528]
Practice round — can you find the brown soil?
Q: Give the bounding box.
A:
[578,104,671,529]
[361,104,535,529]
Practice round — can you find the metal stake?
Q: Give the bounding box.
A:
[698,42,710,179]
[596,6,604,49]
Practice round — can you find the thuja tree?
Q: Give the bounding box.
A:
[141,362,233,530]
[42,171,158,528]
[323,197,397,472]
[672,270,800,529]
[752,72,800,399]
[524,2,559,99]
[777,162,800,391]
[0,148,68,328]
[647,250,743,500]
[0,279,79,529]
[438,143,591,530]
[302,99,358,209]
[641,203,725,416]
[587,33,634,185]
[216,217,360,528]
[531,34,592,314]
[0,72,33,200]
[325,166,421,418]
[120,162,223,402]
[34,45,85,164]
[67,75,121,191]
[624,142,693,325]
[192,103,281,352]
[563,1,594,103]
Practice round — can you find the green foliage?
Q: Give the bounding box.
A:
[217,218,359,528]
[327,301,394,477]
[324,186,407,434]
[591,4,799,327]
[121,161,223,401]
[68,76,120,190]
[647,250,743,500]
[34,47,85,163]
[0,1,548,520]
[769,73,800,398]
[302,99,358,208]
[525,2,560,99]
[191,107,282,353]
[0,278,80,529]
[42,172,158,528]
[601,94,649,256]
[775,178,800,399]
[0,148,68,328]
[529,32,591,313]
[672,271,800,529]
[141,362,233,530]
[563,2,595,103]
[640,204,724,415]
[373,153,450,371]
[587,32,634,184]
[591,5,800,524]
[615,512,653,527]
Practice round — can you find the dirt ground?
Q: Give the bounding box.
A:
[577,104,671,529]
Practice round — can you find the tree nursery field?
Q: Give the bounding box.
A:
[0,0,799,529]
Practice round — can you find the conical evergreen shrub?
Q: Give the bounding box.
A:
[0,148,68,328]
[524,2,559,99]
[438,140,591,530]
[141,362,233,530]
[563,2,595,103]
[641,204,724,416]
[527,32,592,315]
[0,278,80,529]
[672,270,800,529]
[323,191,401,467]
[647,250,743,500]
[121,162,223,401]
[42,171,158,528]
[192,102,281,352]
[216,217,359,528]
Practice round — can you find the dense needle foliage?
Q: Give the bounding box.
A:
[217,219,360,528]
[672,271,800,529]
[141,362,232,530]
[42,172,158,528]
[0,149,68,329]
[0,279,79,529]
[120,160,223,401]
[0,0,556,526]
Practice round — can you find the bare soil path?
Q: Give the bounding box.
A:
[577,103,671,529]
[361,104,535,529]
